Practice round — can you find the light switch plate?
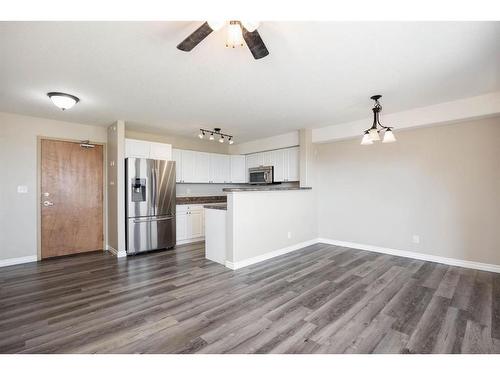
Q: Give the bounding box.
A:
[17,185,28,194]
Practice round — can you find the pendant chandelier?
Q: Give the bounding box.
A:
[361,95,396,145]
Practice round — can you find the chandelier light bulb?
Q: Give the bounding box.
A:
[209,133,215,141]
[383,128,396,143]
[361,131,373,145]
[219,136,225,143]
[226,21,244,48]
[369,128,380,141]
[241,21,260,32]
[228,137,234,145]
[198,131,204,139]
[207,21,225,31]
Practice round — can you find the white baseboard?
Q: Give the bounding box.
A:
[176,237,205,246]
[318,238,500,274]
[106,245,127,258]
[0,255,38,268]
[225,238,319,270]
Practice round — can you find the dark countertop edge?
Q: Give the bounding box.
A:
[222,187,312,192]
[176,195,227,205]
[203,204,228,210]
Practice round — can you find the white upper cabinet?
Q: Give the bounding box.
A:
[172,149,182,182]
[230,155,246,183]
[149,142,172,160]
[271,149,286,182]
[285,147,300,182]
[125,139,150,159]
[172,149,243,184]
[210,154,230,183]
[180,150,196,183]
[195,152,210,183]
[125,139,172,160]
[245,146,300,183]
[246,153,263,170]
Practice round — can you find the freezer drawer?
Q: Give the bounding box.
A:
[126,215,176,254]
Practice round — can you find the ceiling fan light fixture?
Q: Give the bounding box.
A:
[207,20,225,31]
[228,137,234,145]
[241,21,260,32]
[226,21,244,48]
[198,130,205,139]
[219,135,225,143]
[47,92,79,111]
[209,133,215,141]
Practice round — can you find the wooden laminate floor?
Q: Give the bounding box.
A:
[1,242,499,354]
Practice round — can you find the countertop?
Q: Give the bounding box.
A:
[203,203,227,210]
[176,195,227,205]
[222,186,312,192]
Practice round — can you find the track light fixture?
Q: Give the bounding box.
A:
[198,128,234,145]
[361,95,397,145]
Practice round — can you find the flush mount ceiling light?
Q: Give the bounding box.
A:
[177,21,269,60]
[47,92,80,111]
[361,95,397,145]
[198,127,234,144]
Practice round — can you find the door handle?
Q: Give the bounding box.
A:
[43,201,54,207]
[133,216,174,223]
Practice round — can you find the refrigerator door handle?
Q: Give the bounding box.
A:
[151,167,157,216]
[133,216,174,223]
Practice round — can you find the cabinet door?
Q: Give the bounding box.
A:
[172,149,182,182]
[262,151,273,166]
[210,154,230,183]
[271,149,286,182]
[246,153,263,170]
[149,142,172,160]
[230,155,246,183]
[125,139,150,159]
[187,211,204,238]
[194,152,210,183]
[176,212,188,241]
[286,147,300,182]
[180,150,196,182]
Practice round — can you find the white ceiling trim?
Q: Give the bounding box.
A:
[312,91,500,143]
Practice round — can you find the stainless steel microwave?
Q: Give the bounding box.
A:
[249,166,274,184]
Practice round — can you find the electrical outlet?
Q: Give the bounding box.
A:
[287,231,292,239]
[412,235,420,244]
[17,185,28,194]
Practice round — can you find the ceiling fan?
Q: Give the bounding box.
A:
[177,21,269,60]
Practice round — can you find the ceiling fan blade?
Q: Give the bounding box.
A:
[242,28,269,60]
[177,22,213,52]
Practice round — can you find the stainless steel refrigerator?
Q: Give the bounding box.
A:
[125,158,176,255]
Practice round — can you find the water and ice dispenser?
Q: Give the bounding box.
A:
[131,178,146,202]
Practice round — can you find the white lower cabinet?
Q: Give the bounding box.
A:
[176,205,205,244]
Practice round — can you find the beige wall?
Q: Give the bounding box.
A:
[126,129,230,154]
[316,117,500,265]
[107,121,126,254]
[229,131,299,155]
[0,111,108,261]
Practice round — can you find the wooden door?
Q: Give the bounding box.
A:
[41,139,103,259]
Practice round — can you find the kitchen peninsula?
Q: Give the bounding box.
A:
[204,186,314,269]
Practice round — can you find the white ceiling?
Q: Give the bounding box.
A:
[0,21,498,142]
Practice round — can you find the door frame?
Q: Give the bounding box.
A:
[37,136,108,260]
